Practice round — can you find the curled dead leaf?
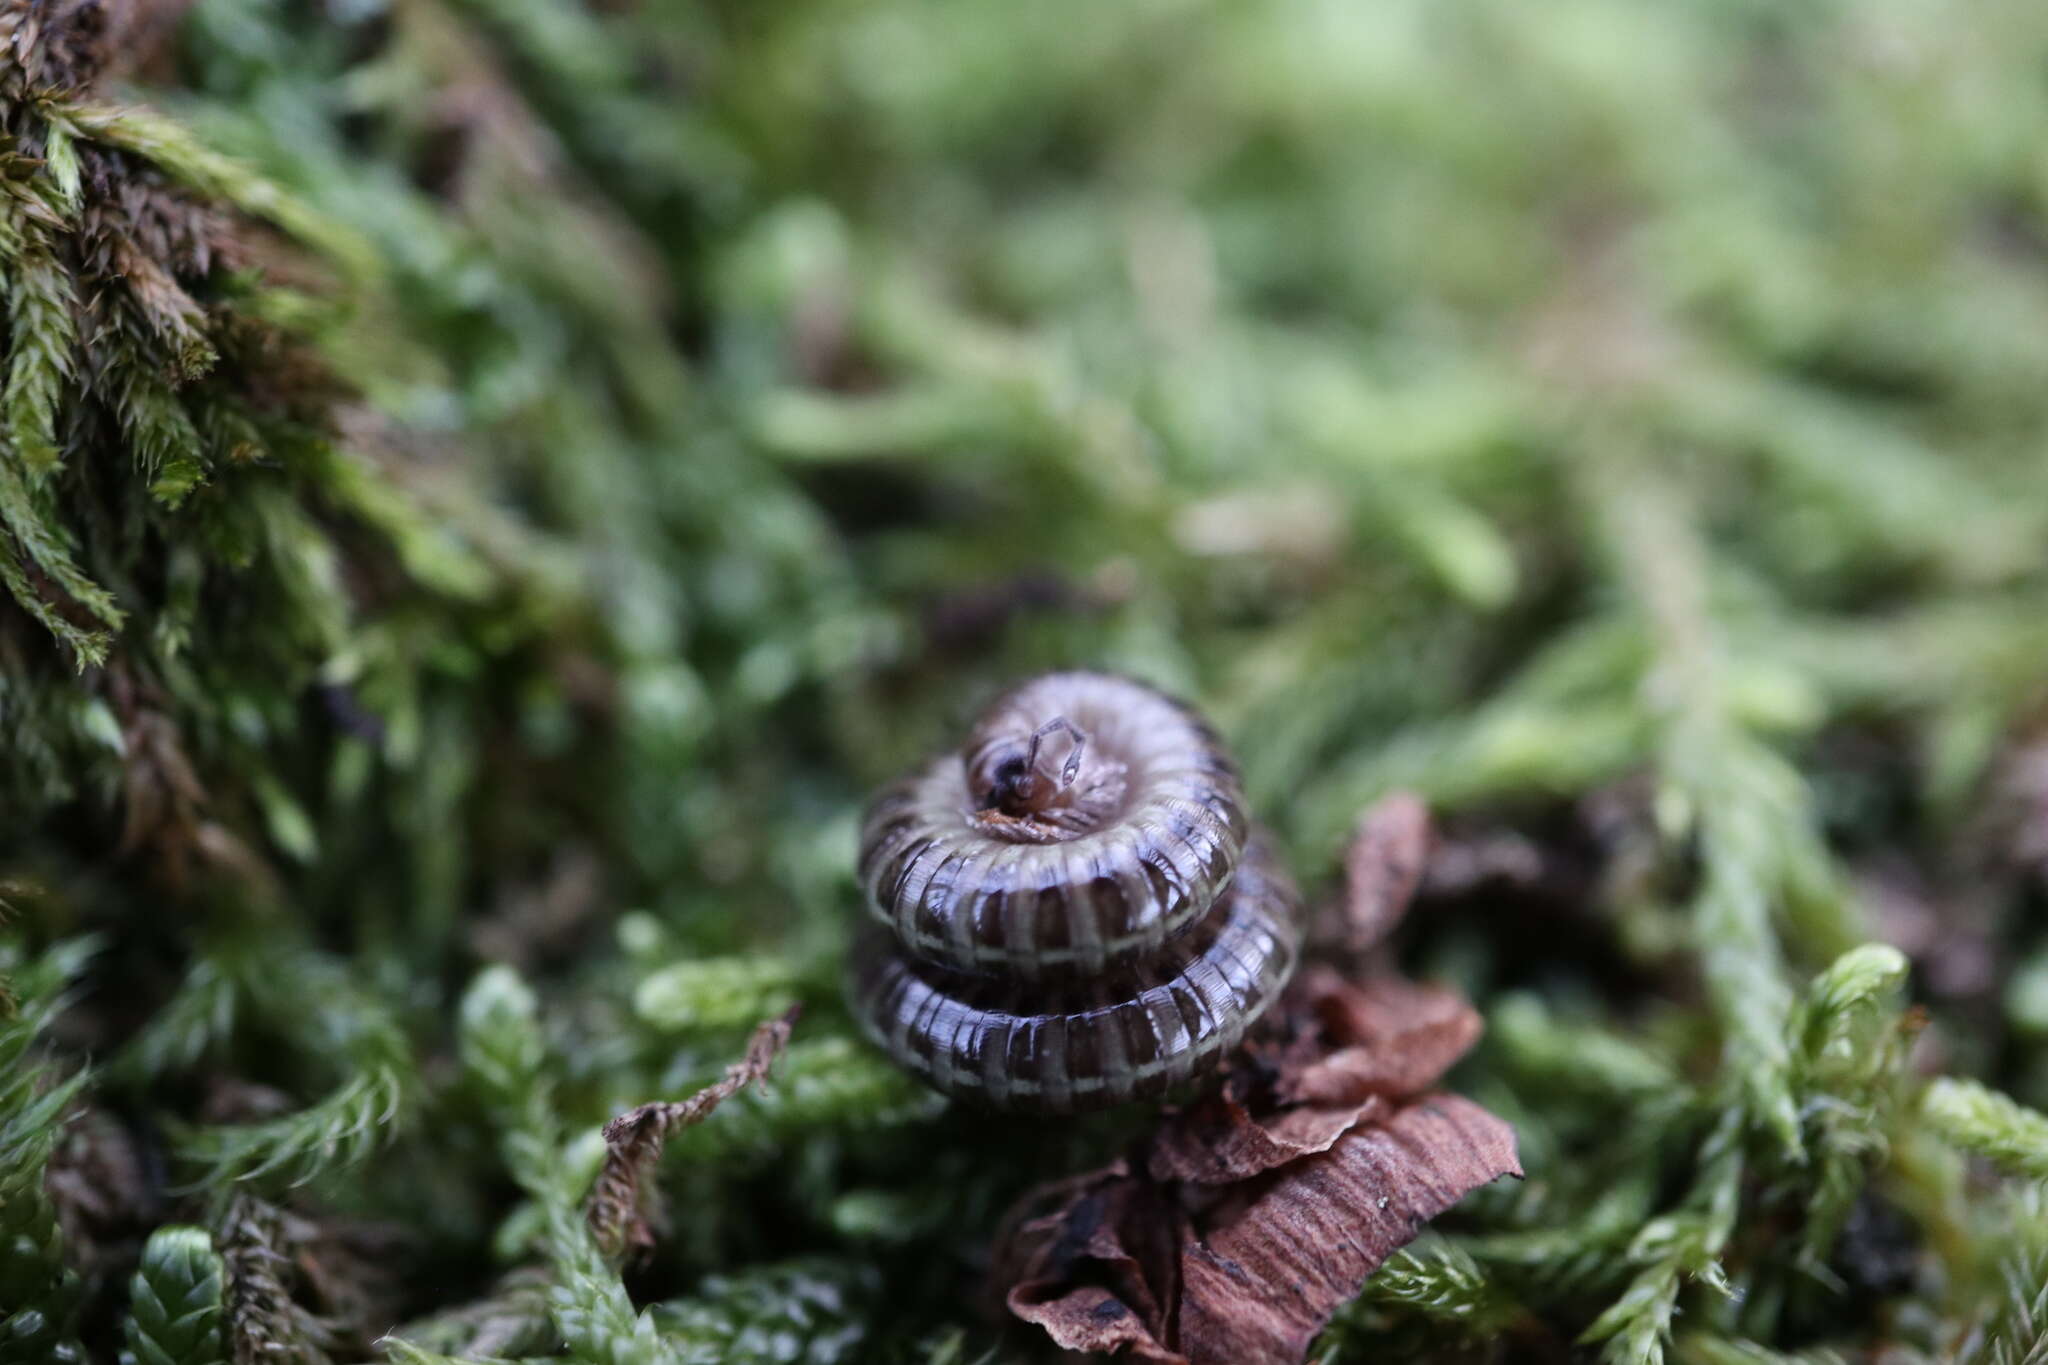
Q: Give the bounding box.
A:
[1277,966,1484,1107]
[1151,967,1483,1185]
[1335,792,1431,956]
[999,1095,1519,1365]
[1002,1162,1189,1363]
[1150,1089,1389,1185]
[995,793,1517,1364]
[1177,1095,1520,1362]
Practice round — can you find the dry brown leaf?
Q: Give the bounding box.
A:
[1002,1163,1189,1363]
[1176,1095,1519,1362]
[1278,967,1484,1107]
[1150,1091,1388,1185]
[996,794,1517,1364]
[1151,968,1482,1184]
[998,1095,1519,1364]
[1337,792,1431,955]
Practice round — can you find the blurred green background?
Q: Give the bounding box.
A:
[5,0,2048,1360]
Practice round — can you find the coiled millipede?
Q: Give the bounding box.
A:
[849,671,1302,1114]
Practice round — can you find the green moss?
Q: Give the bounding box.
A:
[5,0,2048,1360]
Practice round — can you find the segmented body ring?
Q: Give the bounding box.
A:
[849,671,1301,1114]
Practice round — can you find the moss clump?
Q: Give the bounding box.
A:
[6,0,2048,1361]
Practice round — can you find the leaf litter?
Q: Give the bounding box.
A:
[991,795,1521,1364]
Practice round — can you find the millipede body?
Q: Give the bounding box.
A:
[849,671,1301,1114]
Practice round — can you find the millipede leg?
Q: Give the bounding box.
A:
[1027,716,1089,787]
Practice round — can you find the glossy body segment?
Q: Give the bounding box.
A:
[848,670,1304,1114]
[849,836,1303,1115]
[857,673,1249,979]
